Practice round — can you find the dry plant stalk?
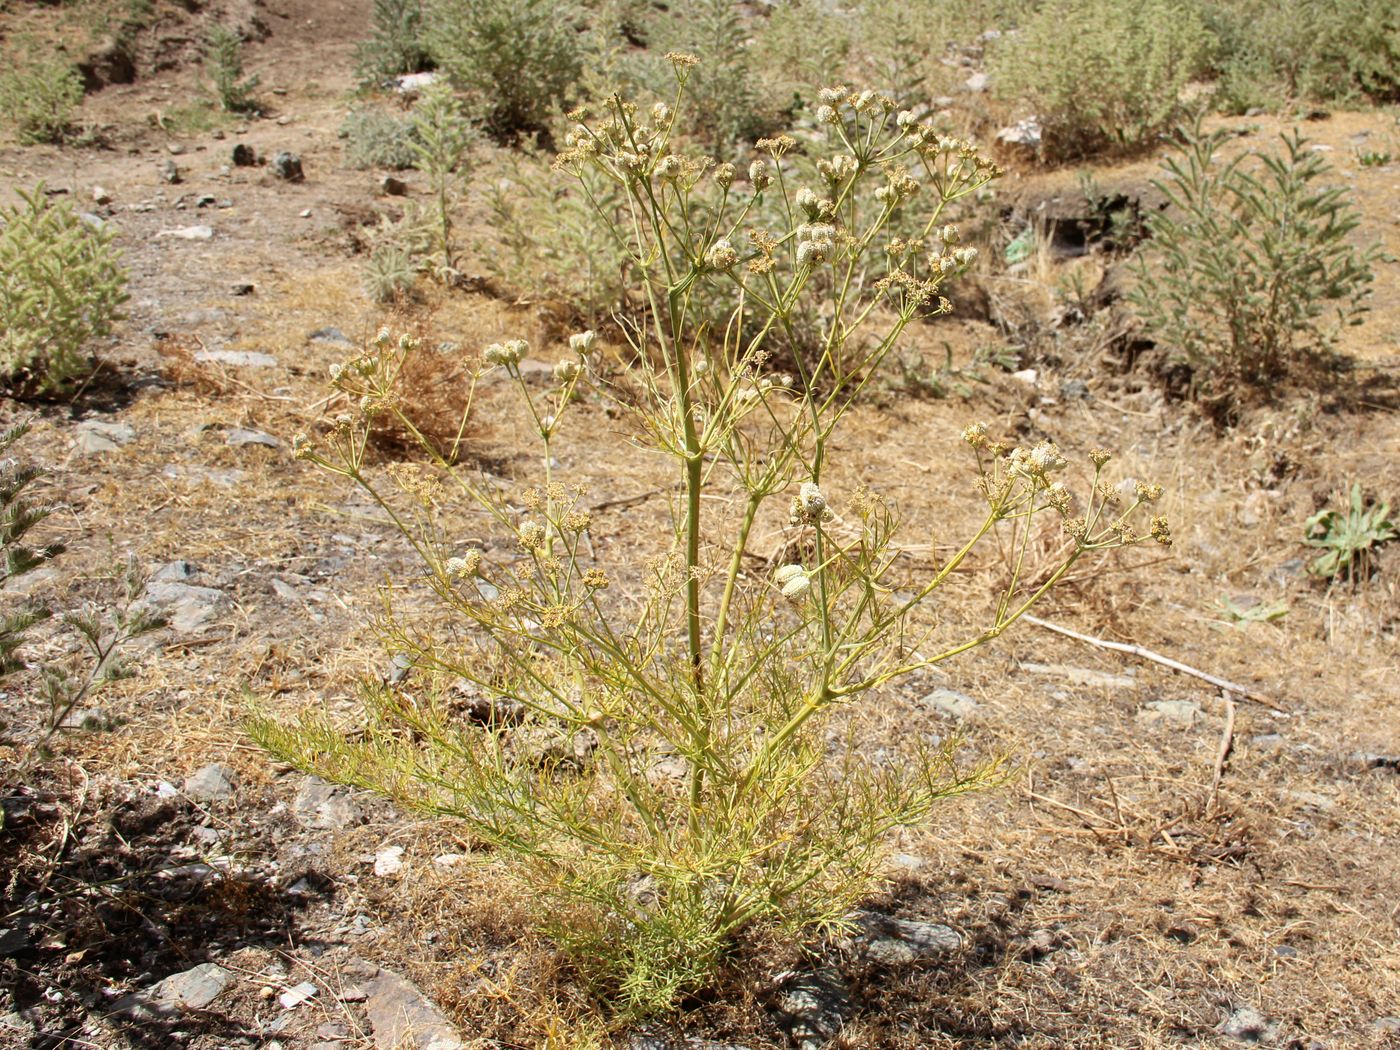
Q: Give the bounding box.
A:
[254,69,1173,1016]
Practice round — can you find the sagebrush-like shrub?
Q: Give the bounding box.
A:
[1130,128,1379,401]
[424,0,581,140]
[0,186,128,394]
[1208,0,1400,112]
[991,0,1211,161]
[257,73,1173,1016]
[341,107,421,170]
[0,56,84,145]
[355,0,433,86]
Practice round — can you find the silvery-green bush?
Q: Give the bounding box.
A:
[0,186,128,395]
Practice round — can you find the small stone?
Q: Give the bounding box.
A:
[373,846,405,876]
[1373,1018,1400,1034]
[1010,367,1038,386]
[380,175,408,196]
[849,911,962,965]
[231,282,256,296]
[148,962,232,1011]
[272,151,304,181]
[156,224,214,241]
[964,71,990,92]
[152,561,195,583]
[433,853,467,868]
[139,581,230,633]
[1220,1005,1278,1043]
[995,117,1042,149]
[74,419,136,455]
[167,142,186,156]
[922,688,979,720]
[1059,379,1090,400]
[293,776,362,830]
[212,129,225,140]
[160,159,181,184]
[271,578,300,601]
[194,349,277,368]
[1139,699,1202,726]
[196,193,217,208]
[1020,662,1135,690]
[392,71,439,95]
[276,115,291,126]
[772,968,853,1050]
[308,327,353,347]
[183,763,236,802]
[890,853,923,871]
[79,212,106,231]
[299,208,312,218]
[1349,752,1400,772]
[226,427,281,449]
[232,143,257,167]
[363,967,464,1050]
[92,186,113,205]
[278,981,318,1009]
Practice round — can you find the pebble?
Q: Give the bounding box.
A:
[278,981,318,1009]
[373,845,405,876]
[964,71,990,92]
[74,420,136,455]
[226,427,281,448]
[380,175,408,196]
[232,143,257,167]
[160,159,181,184]
[293,776,362,830]
[1220,1005,1278,1043]
[1139,699,1202,726]
[138,581,231,633]
[194,349,277,368]
[231,282,256,296]
[156,224,214,241]
[116,962,232,1016]
[183,763,237,802]
[92,185,112,205]
[922,687,979,720]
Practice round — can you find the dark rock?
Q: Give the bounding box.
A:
[232,143,257,167]
[160,159,181,185]
[771,967,853,1050]
[380,175,408,196]
[78,36,136,89]
[231,282,256,296]
[196,193,218,207]
[114,962,233,1017]
[272,151,304,182]
[848,911,962,965]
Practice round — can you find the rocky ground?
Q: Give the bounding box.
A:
[2,1,1399,1048]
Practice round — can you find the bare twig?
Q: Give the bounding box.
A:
[1022,615,1289,713]
[1208,692,1237,815]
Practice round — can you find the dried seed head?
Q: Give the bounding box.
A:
[962,421,988,447]
[518,521,547,551]
[554,358,582,383]
[748,159,771,192]
[569,330,596,355]
[705,237,738,270]
[484,339,526,367]
[1150,515,1173,547]
[714,162,735,189]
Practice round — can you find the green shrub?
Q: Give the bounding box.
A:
[991,0,1211,161]
[205,24,260,113]
[409,81,473,280]
[341,107,421,169]
[1208,0,1400,112]
[1129,128,1379,402]
[424,0,582,140]
[355,0,432,86]
[0,186,129,395]
[0,55,84,145]
[0,423,62,681]
[256,74,1172,1016]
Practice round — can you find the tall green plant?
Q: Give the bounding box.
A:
[0,54,84,145]
[257,72,1172,1016]
[355,0,432,86]
[409,80,472,280]
[1130,127,1379,400]
[0,185,129,395]
[205,24,260,113]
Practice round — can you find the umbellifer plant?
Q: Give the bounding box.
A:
[254,68,1173,1017]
